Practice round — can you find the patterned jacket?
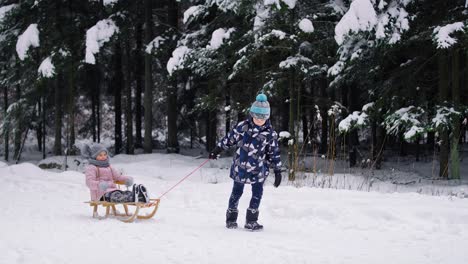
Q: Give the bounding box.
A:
[218,118,282,184]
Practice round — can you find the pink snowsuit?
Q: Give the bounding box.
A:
[85,165,130,201]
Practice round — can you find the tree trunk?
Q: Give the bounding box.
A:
[225,92,231,134]
[415,135,421,162]
[205,80,217,152]
[348,83,359,167]
[97,70,101,143]
[87,65,98,142]
[288,69,296,181]
[280,97,289,132]
[143,0,154,153]
[114,43,123,154]
[206,110,217,152]
[36,98,42,151]
[319,77,328,154]
[95,66,101,143]
[438,50,449,179]
[297,79,302,145]
[3,82,8,161]
[91,84,97,142]
[134,7,143,148]
[450,48,460,179]
[185,82,196,149]
[54,75,62,155]
[67,61,76,154]
[427,99,435,150]
[309,85,317,152]
[301,88,309,148]
[41,95,46,159]
[123,38,134,154]
[14,80,21,159]
[399,134,408,156]
[302,114,308,146]
[167,79,179,153]
[371,119,384,169]
[464,50,468,144]
[167,0,179,153]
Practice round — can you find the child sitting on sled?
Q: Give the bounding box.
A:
[82,143,149,203]
[209,93,282,231]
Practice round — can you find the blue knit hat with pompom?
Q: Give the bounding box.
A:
[250,93,270,120]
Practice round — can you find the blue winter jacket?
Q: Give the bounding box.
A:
[217,118,282,184]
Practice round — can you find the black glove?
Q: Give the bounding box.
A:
[209,146,222,160]
[274,171,282,188]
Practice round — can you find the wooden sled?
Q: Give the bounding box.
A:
[85,181,160,223]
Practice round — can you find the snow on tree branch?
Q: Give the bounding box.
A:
[146,36,165,54]
[258,29,287,42]
[205,0,241,13]
[85,19,118,64]
[299,18,314,33]
[328,0,347,15]
[335,0,377,45]
[208,28,235,50]
[264,0,297,9]
[279,55,312,69]
[183,5,208,24]
[328,61,345,77]
[331,1,412,78]
[335,0,412,46]
[90,0,119,6]
[229,55,249,80]
[254,3,270,34]
[0,4,17,22]
[167,46,190,76]
[38,56,55,78]
[279,131,291,139]
[103,0,119,6]
[433,22,465,49]
[16,24,40,61]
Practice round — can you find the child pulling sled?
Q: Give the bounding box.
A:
[210,93,282,231]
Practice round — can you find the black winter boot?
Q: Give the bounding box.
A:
[226,208,239,229]
[138,185,149,203]
[244,208,263,231]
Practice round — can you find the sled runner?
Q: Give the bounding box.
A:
[85,180,160,223]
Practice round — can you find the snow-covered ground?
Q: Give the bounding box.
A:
[1,153,468,264]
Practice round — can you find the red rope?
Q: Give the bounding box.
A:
[157,159,210,199]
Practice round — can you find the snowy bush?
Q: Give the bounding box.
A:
[430,105,463,132]
[384,106,426,142]
[338,102,374,133]
[339,111,369,133]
